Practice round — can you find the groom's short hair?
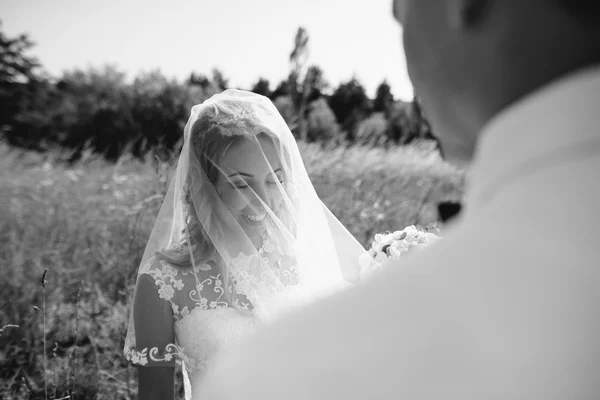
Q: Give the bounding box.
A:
[558,0,600,20]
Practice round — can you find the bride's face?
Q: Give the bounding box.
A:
[215,135,284,239]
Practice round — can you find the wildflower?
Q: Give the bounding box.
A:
[66,170,79,182]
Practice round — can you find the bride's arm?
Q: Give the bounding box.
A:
[134,274,176,400]
[138,366,174,400]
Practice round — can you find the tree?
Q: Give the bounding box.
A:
[306,98,340,142]
[289,27,309,81]
[303,65,328,101]
[273,95,297,132]
[129,70,208,158]
[212,68,228,91]
[251,77,272,97]
[355,112,389,146]
[385,100,413,144]
[385,94,444,157]
[271,79,291,99]
[373,80,394,114]
[0,21,43,147]
[411,94,444,158]
[53,65,135,161]
[287,27,311,140]
[328,77,370,141]
[189,72,211,90]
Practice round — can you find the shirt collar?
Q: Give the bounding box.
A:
[465,65,600,210]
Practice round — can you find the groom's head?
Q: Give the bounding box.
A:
[393,0,600,165]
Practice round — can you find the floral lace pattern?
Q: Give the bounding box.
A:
[144,258,237,321]
[228,230,301,319]
[124,337,199,369]
[126,229,299,372]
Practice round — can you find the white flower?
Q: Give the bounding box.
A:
[388,241,409,258]
[392,230,407,240]
[402,225,419,241]
[372,233,395,252]
[372,241,383,253]
[374,252,388,265]
[360,225,441,281]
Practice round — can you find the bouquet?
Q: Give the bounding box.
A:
[358,225,440,281]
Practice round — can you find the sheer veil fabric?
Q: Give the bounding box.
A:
[123,89,367,395]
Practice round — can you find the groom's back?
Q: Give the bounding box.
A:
[197,72,600,400]
[195,1,600,398]
[200,132,600,399]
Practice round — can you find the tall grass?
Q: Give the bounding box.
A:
[0,141,465,399]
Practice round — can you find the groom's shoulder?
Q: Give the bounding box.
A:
[201,226,489,394]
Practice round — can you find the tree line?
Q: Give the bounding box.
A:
[0,23,442,162]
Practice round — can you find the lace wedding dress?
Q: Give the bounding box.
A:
[125,232,305,399]
[123,89,366,399]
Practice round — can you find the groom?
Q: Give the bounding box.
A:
[199,0,600,398]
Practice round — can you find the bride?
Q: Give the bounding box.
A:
[123,89,366,399]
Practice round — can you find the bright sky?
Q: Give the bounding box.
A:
[2,0,414,100]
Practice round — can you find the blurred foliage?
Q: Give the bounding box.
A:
[251,77,272,98]
[306,97,341,143]
[0,22,442,162]
[328,77,371,141]
[0,20,462,399]
[0,20,43,148]
[273,95,298,132]
[355,112,388,146]
[373,80,394,114]
[0,138,464,398]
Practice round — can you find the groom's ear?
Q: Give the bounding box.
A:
[448,0,493,29]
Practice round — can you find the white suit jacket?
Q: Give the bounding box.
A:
[197,66,600,399]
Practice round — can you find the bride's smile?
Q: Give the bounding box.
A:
[216,134,284,238]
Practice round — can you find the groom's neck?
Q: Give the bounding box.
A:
[467,4,600,139]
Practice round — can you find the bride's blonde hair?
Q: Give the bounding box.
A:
[156,105,243,267]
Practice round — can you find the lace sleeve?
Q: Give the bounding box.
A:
[124,258,184,367]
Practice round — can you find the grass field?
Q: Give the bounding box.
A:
[0,141,465,399]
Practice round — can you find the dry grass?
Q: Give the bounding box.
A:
[0,141,465,399]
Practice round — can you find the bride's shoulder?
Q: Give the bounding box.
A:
[138,253,213,274]
[138,254,175,276]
